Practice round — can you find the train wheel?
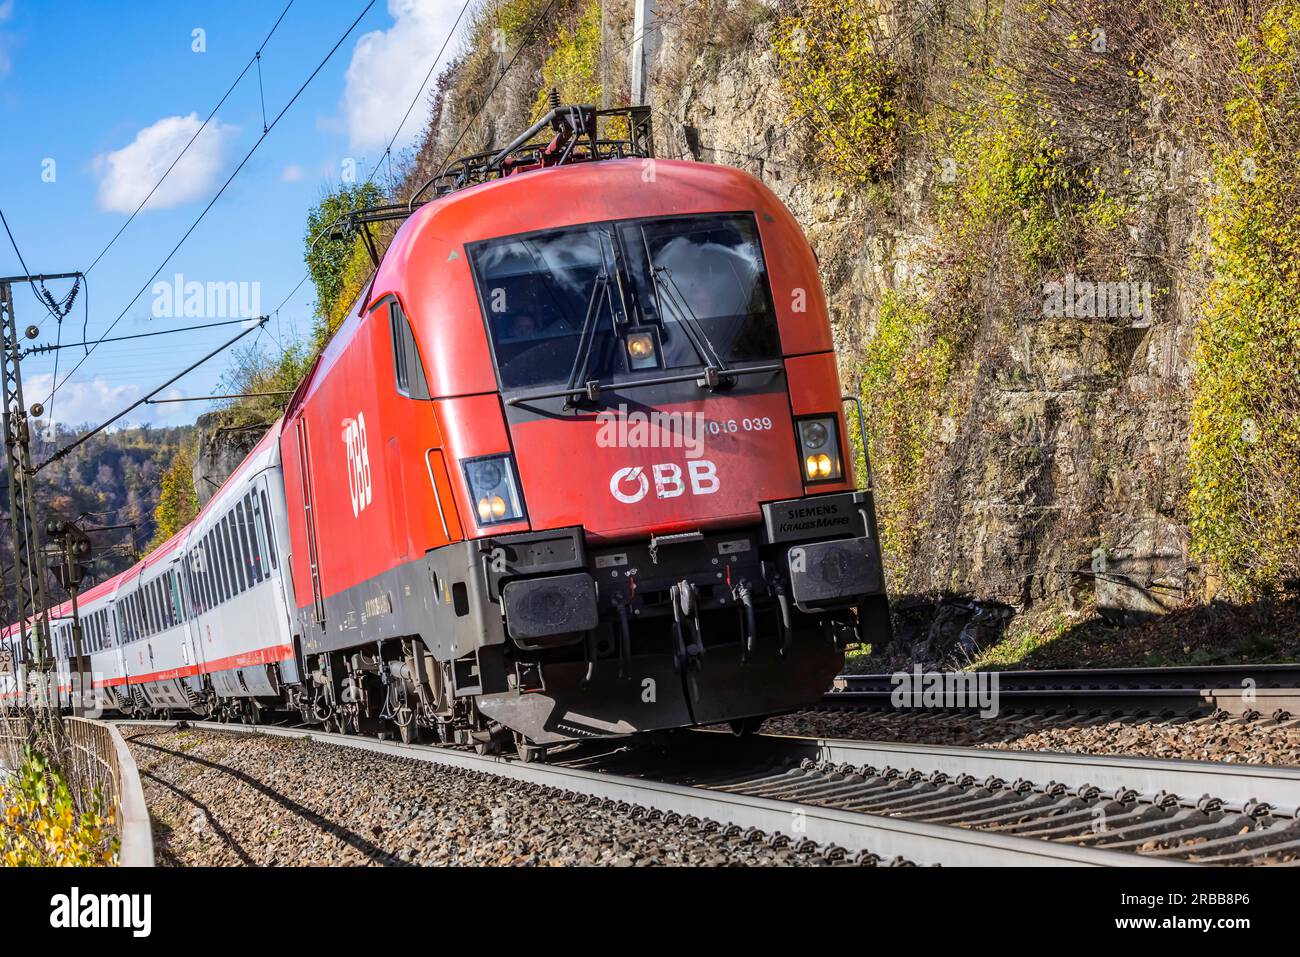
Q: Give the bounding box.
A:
[515,736,547,764]
[397,716,417,745]
[728,716,764,737]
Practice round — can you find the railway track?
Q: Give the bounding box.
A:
[825,664,1300,717]
[118,720,1300,866]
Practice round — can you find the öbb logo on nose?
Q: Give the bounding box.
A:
[610,460,720,504]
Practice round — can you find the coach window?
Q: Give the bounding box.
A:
[197,545,210,611]
[226,515,242,594]
[213,526,229,602]
[213,528,228,603]
[194,557,206,614]
[259,490,278,570]
[204,542,217,608]
[248,493,267,581]
[244,494,265,583]
[212,530,226,604]
[206,532,221,604]
[224,514,245,594]
[190,553,203,614]
[235,499,256,585]
[389,301,430,399]
[171,570,183,623]
[197,544,209,608]
[222,515,240,594]
[160,578,172,629]
[198,548,210,612]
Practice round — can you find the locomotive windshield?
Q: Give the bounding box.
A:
[468,213,781,390]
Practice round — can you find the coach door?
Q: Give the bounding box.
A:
[294,419,326,626]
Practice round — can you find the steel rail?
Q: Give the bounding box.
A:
[827,665,1300,716]
[758,735,1300,820]
[112,720,1174,867]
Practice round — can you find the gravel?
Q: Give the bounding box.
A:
[122,726,843,867]
[762,709,1300,765]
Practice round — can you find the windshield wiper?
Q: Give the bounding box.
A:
[650,265,732,387]
[506,362,784,406]
[562,270,610,406]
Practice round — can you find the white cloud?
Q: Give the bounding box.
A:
[0,0,13,77]
[341,0,466,152]
[94,113,238,214]
[280,163,304,182]
[27,373,140,430]
[26,375,192,432]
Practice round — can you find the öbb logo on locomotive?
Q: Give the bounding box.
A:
[343,412,372,518]
[609,460,720,504]
[1,104,889,758]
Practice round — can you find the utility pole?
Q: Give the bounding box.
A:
[600,0,610,110]
[0,274,74,740]
[46,516,91,717]
[631,0,659,105]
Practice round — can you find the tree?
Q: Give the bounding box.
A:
[305,181,384,342]
[151,448,199,548]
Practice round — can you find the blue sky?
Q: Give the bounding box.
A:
[0,0,468,430]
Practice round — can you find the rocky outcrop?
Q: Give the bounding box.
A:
[191,412,270,507]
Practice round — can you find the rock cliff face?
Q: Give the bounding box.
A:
[636,11,1205,644]
[190,412,270,508]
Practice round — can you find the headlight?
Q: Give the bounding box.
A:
[796,416,842,482]
[462,453,526,526]
[625,328,660,371]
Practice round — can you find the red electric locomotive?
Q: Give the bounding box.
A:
[278,105,890,754]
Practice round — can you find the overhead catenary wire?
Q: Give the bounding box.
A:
[83,0,297,279]
[0,206,78,325]
[368,0,472,186]
[269,0,475,322]
[407,0,567,211]
[146,390,293,404]
[36,317,270,472]
[23,316,262,355]
[45,0,379,411]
